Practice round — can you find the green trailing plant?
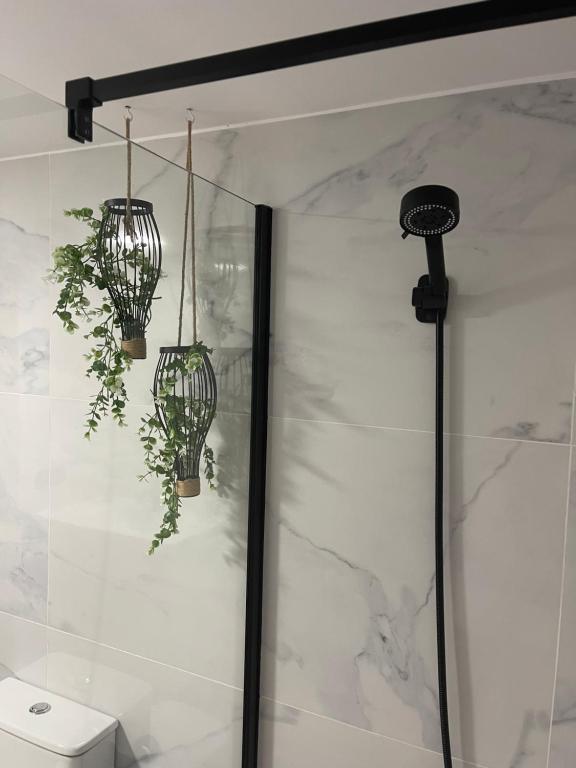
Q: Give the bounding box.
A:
[50,207,218,555]
[48,207,135,437]
[138,113,218,555]
[97,197,162,359]
[139,342,217,554]
[51,117,219,555]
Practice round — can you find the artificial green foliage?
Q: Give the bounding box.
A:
[48,207,133,437]
[50,207,217,554]
[140,342,216,554]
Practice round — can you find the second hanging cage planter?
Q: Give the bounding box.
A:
[151,110,217,506]
[153,344,217,497]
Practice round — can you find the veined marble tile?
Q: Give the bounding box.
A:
[49,143,254,415]
[549,458,576,768]
[263,418,568,768]
[270,211,576,442]
[0,156,49,395]
[156,83,576,441]
[0,611,47,687]
[0,393,48,622]
[261,698,470,768]
[46,628,242,768]
[143,84,576,437]
[185,81,576,230]
[48,397,249,687]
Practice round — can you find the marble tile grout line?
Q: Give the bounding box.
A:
[0,389,571,448]
[258,695,492,768]
[45,151,53,673]
[271,414,573,449]
[0,607,244,695]
[544,366,576,768]
[0,389,251,420]
[270,207,576,233]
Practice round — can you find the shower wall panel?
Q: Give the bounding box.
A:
[143,79,576,768]
[1,77,576,768]
[0,155,49,625]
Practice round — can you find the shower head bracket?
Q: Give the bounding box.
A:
[412,274,449,323]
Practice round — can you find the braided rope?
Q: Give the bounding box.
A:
[178,111,197,345]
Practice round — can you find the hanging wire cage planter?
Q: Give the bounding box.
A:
[153,344,217,497]
[143,111,217,528]
[97,197,161,359]
[96,109,162,360]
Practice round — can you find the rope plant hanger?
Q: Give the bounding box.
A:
[97,106,162,360]
[140,110,218,554]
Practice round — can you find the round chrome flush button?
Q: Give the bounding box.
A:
[29,702,51,715]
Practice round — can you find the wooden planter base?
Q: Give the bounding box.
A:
[177,477,200,497]
[121,337,147,359]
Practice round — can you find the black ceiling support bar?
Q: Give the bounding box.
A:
[66,0,576,141]
[243,205,273,768]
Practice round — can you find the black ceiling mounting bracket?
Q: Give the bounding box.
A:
[65,77,102,143]
[64,0,576,142]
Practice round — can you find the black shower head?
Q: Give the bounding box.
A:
[399,185,460,238]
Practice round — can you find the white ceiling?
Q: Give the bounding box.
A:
[0,0,576,140]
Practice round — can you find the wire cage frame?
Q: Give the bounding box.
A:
[97,197,162,359]
[153,344,218,497]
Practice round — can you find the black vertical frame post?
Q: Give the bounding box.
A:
[242,204,273,768]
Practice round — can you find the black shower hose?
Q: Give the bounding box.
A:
[435,312,453,768]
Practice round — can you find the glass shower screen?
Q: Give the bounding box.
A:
[0,72,255,766]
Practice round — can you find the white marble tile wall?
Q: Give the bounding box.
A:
[0,156,51,626]
[262,419,568,768]
[156,79,576,768]
[1,77,576,768]
[0,155,49,394]
[48,398,249,685]
[150,81,576,441]
[0,393,49,622]
[0,611,47,686]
